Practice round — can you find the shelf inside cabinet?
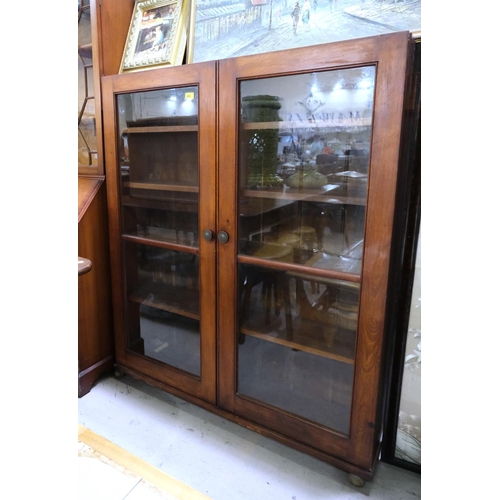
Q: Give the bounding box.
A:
[242,185,366,206]
[121,193,199,212]
[123,230,198,251]
[123,125,198,134]
[290,251,362,276]
[124,182,199,193]
[241,118,371,132]
[240,315,355,364]
[129,282,200,321]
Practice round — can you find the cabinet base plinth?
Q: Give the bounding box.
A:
[78,356,114,398]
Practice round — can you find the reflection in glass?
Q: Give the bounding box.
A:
[239,67,374,273]
[124,242,201,376]
[237,263,359,433]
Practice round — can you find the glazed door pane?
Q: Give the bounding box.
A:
[237,67,375,434]
[117,87,202,377]
[78,0,99,171]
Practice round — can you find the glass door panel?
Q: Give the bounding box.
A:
[78,0,99,172]
[238,68,374,273]
[237,67,375,435]
[123,242,201,376]
[238,264,359,433]
[117,86,201,377]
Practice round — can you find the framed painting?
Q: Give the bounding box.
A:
[186,0,421,64]
[120,0,190,73]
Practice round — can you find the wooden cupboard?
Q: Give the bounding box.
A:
[78,178,115,397]
[102,31,413,481]
[78,0,115,397]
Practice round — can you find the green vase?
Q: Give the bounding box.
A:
[241,95,282,188]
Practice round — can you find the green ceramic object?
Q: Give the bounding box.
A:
[241,95,282,188]
[241,95,282,122]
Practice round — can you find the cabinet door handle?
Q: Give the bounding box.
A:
[202,230,214,242]
[217,231,229,244]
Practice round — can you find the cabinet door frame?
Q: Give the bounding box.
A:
[217,32,412,470]
[78,0,105,176]
[102,62,218,404]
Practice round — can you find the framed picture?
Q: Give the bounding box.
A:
[120,0,190,73]
[187,0,421,64]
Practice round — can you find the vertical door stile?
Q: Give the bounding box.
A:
[198,62,218,404]
[217,58,239,411]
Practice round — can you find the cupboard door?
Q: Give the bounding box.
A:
[217,32,411,468]
[103,63,217,404]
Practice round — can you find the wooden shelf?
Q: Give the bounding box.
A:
[121,194,198,213]
[240,309,355,364]
[123,125,198,134]
[123,229,198,253]
[240,327,354,364]
[125,182,199,193]
[289,252,362,277]
[241,118,371,132]
[242,185,366,206]
[129,282,200,321]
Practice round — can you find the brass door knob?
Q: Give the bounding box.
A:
[217,231,229,244]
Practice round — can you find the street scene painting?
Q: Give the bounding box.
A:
[189,0,420,63]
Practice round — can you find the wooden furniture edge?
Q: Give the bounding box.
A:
[78,356,114,398]
[78,176,104,223]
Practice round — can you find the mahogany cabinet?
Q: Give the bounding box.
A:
[78,0,115,397]
[78,178,115,397]
[102,31,413,481]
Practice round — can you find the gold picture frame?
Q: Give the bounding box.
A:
[119,0,189,74]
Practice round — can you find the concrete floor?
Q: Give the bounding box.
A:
[78,374,420,499]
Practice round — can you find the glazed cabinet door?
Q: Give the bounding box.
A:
[102,62,217,404]
[217,32,411,472]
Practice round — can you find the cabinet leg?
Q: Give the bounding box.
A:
[114,367,124,378]
[347,474,365,488]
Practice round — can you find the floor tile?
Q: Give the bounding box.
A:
[125,480,180,500]
[78,455,139,500]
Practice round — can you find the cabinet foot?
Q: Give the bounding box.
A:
[78,357,114,398]
[348,474,365,488]
[114,367,124,378]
